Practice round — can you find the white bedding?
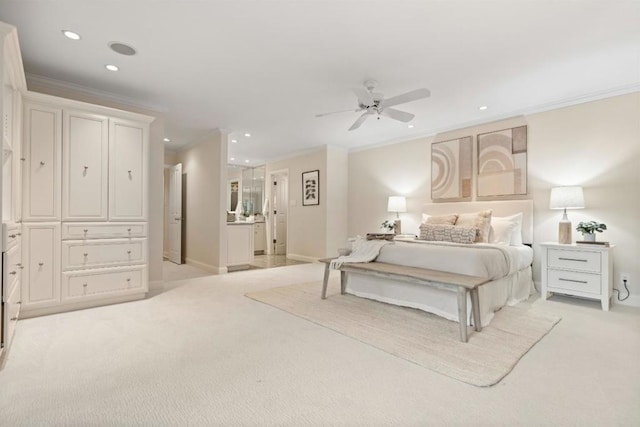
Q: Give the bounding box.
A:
[345,241,534,327]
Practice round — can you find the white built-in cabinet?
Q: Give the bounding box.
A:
[19,92,153,318]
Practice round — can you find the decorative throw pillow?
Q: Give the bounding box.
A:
[421,213,458,225]
[490,212,524,246]
[455,210,492,243]
[489,220,516,245]
[419,224,478,244]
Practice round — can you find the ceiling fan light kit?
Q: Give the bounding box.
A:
[317,80,431,131]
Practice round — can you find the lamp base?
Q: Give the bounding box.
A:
[558,220,572,244]
[394,219,402,235]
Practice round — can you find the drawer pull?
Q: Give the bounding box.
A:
[127,250,132,254]
[40,161,45,166]
[84,229,88,233]
[126,278,131,283]
[127,228,132,232]
[10,317,17,321]
[17,301,21,304]
[8,271,16,275]
[83,253,88,257]
[38,262,44,267]
[19,266,24,270]
[8,234,17,238]
[559,278,588,284]
[558,257,587,262]
[82,283,88,288]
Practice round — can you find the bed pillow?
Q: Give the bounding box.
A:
[491,212,524,246]
[489,220,516,245]
[419,224,478,244]
[455,210,492,243]
[421,213,458,225]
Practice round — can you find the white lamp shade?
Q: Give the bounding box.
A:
[387,196,407,213]
[549,186,585,210]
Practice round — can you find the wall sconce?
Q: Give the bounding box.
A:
[550,186,585,244]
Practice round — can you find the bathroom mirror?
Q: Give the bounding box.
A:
[228,165,265,217]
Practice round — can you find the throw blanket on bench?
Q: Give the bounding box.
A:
[330,236,392,269]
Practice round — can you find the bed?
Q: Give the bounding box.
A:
[345,200,535,327]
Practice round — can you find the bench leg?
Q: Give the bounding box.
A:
[470,288,482,332]
[456,287,468,343]
[321,263,331,299]
[340,271,346,295]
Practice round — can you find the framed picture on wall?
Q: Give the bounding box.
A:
[302,169,320,206]
[431,136,473,201]
[477,125,527,197]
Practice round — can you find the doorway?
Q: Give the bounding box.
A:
[269,170,288,256]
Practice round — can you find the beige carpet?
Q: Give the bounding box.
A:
[246,279,561,387]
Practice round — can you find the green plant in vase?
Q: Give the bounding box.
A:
[576,221,607,241]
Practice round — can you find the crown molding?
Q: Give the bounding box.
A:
[25,73,168,113]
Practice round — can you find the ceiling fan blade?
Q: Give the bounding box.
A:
[381,108,415,123]
[353,87,374,107]
[315,108,362,118]
[348,111,372,131]
[379,88,431,109]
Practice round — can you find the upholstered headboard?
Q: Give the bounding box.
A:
[422,200,534,244]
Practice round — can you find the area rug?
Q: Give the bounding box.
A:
[246,280,561,387]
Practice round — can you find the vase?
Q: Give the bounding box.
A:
[583,233,596,242]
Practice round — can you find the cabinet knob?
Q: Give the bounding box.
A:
[20,157,25,161]
[40,161,45,166]
[82,283,88,288]
[83,253,88,257]
[9,271,16,275]
[126,278,131,282]
[17,301,21,304]
[10,317,17,321]
[16,232,21,236]
[19,266,24,270]
[127,228,132,232]
[38,262,44,266]
[84,165,88,169]
[84,229,89,233]
[8,234,16,238]
[127,250,132,254]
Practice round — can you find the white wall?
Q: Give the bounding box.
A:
[348,92,640,306]
[177,130,228,273]
[265,145,349,260]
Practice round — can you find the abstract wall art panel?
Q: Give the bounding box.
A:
[431,136,472,201]
[477,126,527,197]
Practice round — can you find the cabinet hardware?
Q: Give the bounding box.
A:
[558,257,587,262]
[38,262,44,266]
[84,229,88,233]
[83,283,88,287]
[127,250,132,254]
[558,278,588,284]
[8,234,16,238]
[16,232,21,236]
[18,266,24,270]
[83,253,88,257]
[10,317,17,321]
[127,228,132,232]
[84,166,88,169]
[126,278,131,282]
[17,301,21,304]
[9,271,16,275]
[40,161,45,166]
[20,158,25,161]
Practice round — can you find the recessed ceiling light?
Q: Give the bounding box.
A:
[62,30,81,40]
[163,137,170,142]
[244,133,251,137]
[105,64,119,72]
[245,159,250,163]
[407,124,415,129]
[479,105,488,110]
[230,157,235,161]
[231,139,237,143]
[108,42,137,56]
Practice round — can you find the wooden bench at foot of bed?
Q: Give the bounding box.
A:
[318,258,490,343]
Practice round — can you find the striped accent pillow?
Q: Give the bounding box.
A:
[418,224,478,244]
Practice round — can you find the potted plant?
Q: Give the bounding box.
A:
[381,220,396,233]
[576,221,607,241]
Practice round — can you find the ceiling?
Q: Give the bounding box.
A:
[1,1,639,166]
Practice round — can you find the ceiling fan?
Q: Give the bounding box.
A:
[316,80,431,131]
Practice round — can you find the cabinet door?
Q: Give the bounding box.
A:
[109,118,148,221]
[22,223,60,309]
[62,110,108,221]
[23,103,61,221]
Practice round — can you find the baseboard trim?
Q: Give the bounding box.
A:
[20,293,146,319]
[612,293,640,308]
[287,253,320,263]
[185,257,227,275]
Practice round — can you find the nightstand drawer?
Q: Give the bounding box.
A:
[548,269,601,294]
[548,249,600,273]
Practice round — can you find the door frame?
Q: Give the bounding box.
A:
[267,168,289,256]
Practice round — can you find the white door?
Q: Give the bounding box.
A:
[62,110,109,221]
[22,223,61,310]
[108,118,148,221]
[168,163,182,264]
[273,174,288,255]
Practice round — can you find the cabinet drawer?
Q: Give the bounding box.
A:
[3,244,22,299]
[62,238,146,270]
[5,284,21,347]
[62,222,147,239]
[3,223,21,251]
[547,269,601,294]
[62,265,147,302]
[548,249,600,273]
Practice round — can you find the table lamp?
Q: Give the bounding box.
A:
[549,186,584,244]
[387,196,407,234]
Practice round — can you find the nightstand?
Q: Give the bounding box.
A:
[540,242,614,310]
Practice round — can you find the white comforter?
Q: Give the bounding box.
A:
[346,241,534,327]
[376,240,531,280]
